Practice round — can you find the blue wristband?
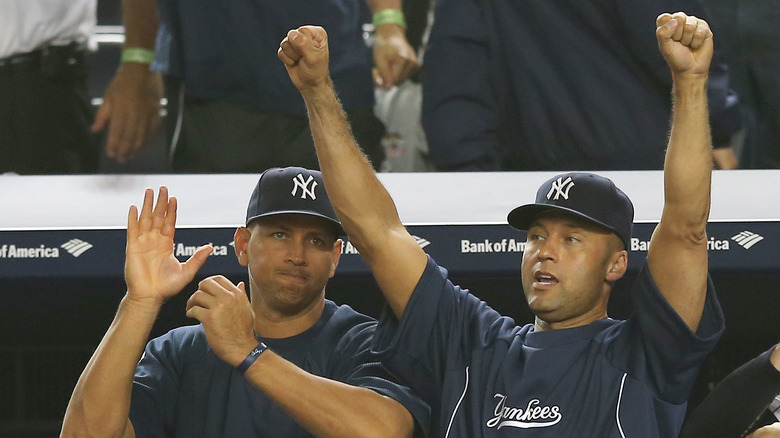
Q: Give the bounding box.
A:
[236,342,268,374]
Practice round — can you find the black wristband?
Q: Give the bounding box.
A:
[236,342,268,374]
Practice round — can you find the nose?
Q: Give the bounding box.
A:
[285,240,307,266]
[536,238,559,262]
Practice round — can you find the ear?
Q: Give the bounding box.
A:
[605,250,628,282]
[328,239,343,278]
[234,227,251,267]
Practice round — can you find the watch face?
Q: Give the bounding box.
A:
[771,394,780,421]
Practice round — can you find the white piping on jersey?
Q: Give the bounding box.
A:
[445,366,470,438]
[616,372,628,438]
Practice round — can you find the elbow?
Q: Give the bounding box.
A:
[667,222,709,249]
[662,205,711,247]
[375,407,417,438]
[362,422,413,438]
[684,221,709,247]
[60,409,128,438]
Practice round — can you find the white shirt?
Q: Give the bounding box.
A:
[0,0,96,58]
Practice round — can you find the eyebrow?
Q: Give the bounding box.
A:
[263,222,336,240]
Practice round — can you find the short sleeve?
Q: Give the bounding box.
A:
[372,255,517,403]
[611,261,725,403]
[327,318,431,437]
[129,328,191,437]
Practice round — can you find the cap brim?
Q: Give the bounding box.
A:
[246,210,346,236]
[507,203,616,236]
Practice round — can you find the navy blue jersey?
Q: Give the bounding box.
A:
[129,300,429,437]
[154,0,374,115]
[422,0,741,170]
[373,256,724,437]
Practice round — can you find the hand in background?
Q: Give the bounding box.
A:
[373,23,418,89]
[93,64,163,163]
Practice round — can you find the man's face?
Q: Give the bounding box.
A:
[235,214,341,317]
[520,210,625,329]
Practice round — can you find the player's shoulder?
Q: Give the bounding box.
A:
[329,301,376,330]
[319,300,378,346]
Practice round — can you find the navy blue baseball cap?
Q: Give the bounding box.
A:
[507,172,634,249]
[246,167,344,236]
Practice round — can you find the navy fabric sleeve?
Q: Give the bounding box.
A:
[680,345,780,438]
[608,261,725,404]
[615,0,742,148]
[422,0,501,170]
[372,256,517,404]
[129,328,191,438]
[326,320,431,437]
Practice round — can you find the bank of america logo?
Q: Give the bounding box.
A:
[731,231,763,249]
[61,239,93,257]
[412,235,431,249]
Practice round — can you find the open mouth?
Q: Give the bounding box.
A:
[533,271,558,288]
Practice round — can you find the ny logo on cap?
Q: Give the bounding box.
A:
[291,173,318,200]
[546,177,574,200]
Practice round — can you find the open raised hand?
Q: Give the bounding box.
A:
[125,187,212,306]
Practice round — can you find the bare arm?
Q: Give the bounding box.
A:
[277,27,427,318]
[93,0,163,163]
[647,13,714,332]
[249,351,415,437]
[60,189,211,438]
[185,277,416,438]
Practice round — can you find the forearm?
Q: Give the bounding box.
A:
[122,0,158,49]
[246,351,413,438]
[365,0,402,14]
[61,296,160,438]
[663,75,713,231]
[302,83,403,250]
[301,82,425,317]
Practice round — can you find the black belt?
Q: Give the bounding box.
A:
[0,43,85,73]
[0,50,42,68]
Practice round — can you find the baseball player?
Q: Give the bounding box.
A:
[278,11,724,437]
[60,167,429,437]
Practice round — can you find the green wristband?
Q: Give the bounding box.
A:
[372,9,406,29]
[121,47,155,64]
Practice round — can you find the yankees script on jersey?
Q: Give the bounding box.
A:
[129,300,429,437]
[372,256,724,437]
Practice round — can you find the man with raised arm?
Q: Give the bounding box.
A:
[278,11,724,437]
[60,167,428,437]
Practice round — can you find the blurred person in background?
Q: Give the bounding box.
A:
[421,0,742,171]
[95,0,418,173]
[0,0,99,175]
[702,0,780,169]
